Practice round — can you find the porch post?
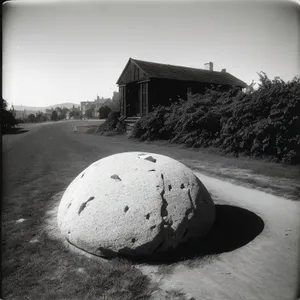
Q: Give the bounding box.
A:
[124,84,126,118]
[119,84,126,117]
[139,83,142,116]
[145,82,149,115]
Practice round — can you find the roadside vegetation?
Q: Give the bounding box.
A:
[131,73,300,165]
[93,111,126,135]
[98,105,112,119]
[1,99,21,134]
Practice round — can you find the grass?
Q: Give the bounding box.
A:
[125,137,300,201]
[2,125,194,300]
[2,193,156,300]
[3,121,298,300]
[2,161,158,300]
[4,234,154,299]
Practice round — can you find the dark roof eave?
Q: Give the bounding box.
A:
[116,58,132,85]
[117,58,248,88]
[146,76,247,88]
[117,77,247,88]
[116,58,150,85]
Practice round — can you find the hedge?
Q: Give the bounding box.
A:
[96,111,126,136]
[131,73,300,164]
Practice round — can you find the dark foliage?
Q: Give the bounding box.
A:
[27,113,37,123]
[99,105,112,119]
[131,73,300,164]
[51,110,58,121]
[1,100,19,133]
[69,109,81,118]
[96,111,126,135]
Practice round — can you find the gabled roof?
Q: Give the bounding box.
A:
[118,58,247,88]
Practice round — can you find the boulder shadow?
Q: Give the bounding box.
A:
[2,127,29,135]
[131,204,264,264]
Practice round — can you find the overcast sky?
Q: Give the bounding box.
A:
[2,0,300,107]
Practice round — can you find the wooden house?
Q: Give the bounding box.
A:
[116,58,247,118]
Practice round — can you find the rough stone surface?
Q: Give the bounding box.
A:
[57,152,215,258]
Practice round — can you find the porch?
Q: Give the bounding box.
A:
[119,81,149,118]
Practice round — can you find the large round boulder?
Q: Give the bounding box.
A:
[57,152,215,258]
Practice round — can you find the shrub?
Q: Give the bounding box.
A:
[99,105,112,119]
[131,106,171,141]
[130,73,300,164]
[96,111,126,135]
[1,109,18,131]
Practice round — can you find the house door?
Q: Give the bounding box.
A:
[139,82,148,116]
[126,83,139,117]
[119,86,126,117]
[126,86,131,117]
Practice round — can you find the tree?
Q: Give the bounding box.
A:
[2,110,18,131]
[2,99,7,110]
[51,110,58,121]
[54,107,67,120]
[15,118,23,124]
[36,111,46,122]
[61,107,69,118]
[58,110,66,120]
[111,91,121,111]
[85,107,94,119]
[0,99,17,131]
[101,93,121,112]
[74,110,81,117]
[98,105,112,119]
[84,104,96,119]
[9,105,16,118]
[55,107,62,114]
[98,106,104,119]
[105,106,112,118]
[27,113,36,123]
[70,109,81,118]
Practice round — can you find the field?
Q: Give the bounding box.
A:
[2,121,299,300]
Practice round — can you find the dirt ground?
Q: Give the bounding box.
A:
[137,172,300,300]
[44,171,300,300]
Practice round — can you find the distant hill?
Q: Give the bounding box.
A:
[46,103,80,110]
[14,105,45,112]
[14,103,80,112]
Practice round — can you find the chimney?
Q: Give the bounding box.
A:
[221,68,226,72]
[204,62,213,71]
